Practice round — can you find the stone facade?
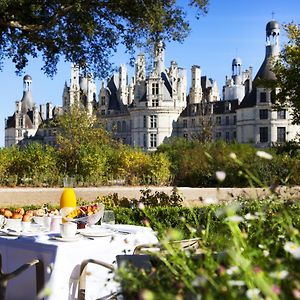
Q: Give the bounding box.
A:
[5,20,300,149]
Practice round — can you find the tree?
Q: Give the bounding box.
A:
[0,0,208,77]
[273,23,300,123]
[53,106,113,175]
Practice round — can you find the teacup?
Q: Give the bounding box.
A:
[60,222,77,238]
[21,221,31,232]
[4,218,22,232]
[50,215,62,232]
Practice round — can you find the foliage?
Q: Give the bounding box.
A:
[0,0,208,77]
[114,197,300,300]
[0,143,60,186]
[97,187,183,210]
[107,145,172,185]
[272,23,300,123]
[54,106,112,176]
[157,139,300,187]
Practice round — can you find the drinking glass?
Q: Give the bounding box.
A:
[102,210,115,225]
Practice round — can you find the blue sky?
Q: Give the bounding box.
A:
[1,0,300,147]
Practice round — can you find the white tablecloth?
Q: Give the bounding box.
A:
[0,225,158,300]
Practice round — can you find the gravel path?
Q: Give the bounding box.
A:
[1,186,299,208]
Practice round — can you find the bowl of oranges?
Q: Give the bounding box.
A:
[60,203,105,225]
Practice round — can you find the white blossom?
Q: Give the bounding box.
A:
[203,196,218,205]
[270,270,289,280]
[256,151,273,160]
[225,215,244,223]
[216,171,226,182]
[228,280,245,286]
[229,152,237,160]
[226,266,239,275]
[245,213,259,220]
[284,242,300,259]
[246,288,262,300]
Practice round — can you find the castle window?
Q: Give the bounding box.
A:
[150,115,157,128]
[117,121,121,132]
[225,116,229,125]
[259,127,268,143]
[216,116,221,125]
[191,118,195,127]
[150,133,157,148]
[183,119,188,128]
[101,96,106,106]
[260,92,267,103]
[259,109,268,119]
[225,132,230,141]
[143,116,147,128]
[18,118,23,127]
[152,83,159,95]
[152,98,159,107]
[277,127,286,143]
[233,131,237,139]
[122,121,126,132]
[216,132,221,139]
[277,110,286,119]
[233,115,237,125]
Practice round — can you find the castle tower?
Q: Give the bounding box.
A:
[266,20,280,57]
[119,64,128,105]
[232,57,242,85]
[153,41,165,74]
[21,75,34,112]
[135,54,146,82]
[68,64,80,108]
[189,65,202,104]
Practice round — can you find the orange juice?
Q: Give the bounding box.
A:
[60,187,77,209]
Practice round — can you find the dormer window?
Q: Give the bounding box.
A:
[152,83,159,95]
[260,92,267,103]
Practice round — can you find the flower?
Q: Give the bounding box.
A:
[244,213,259,220]
[272,285,281,295]
[216,171,226,182]
[226,266,239,275]
[137,202,145,210]
[284,242,300,259]
[225,215,244,223]
[203,196,218,205]
[229,152,237,159]
[270,270,289,279]
[246,288,262,300]
[256,151,273,160]
[228,280,245,287]
[293,289,300,299]
[263,250,270,257]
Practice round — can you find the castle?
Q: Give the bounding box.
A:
[5,20,300,149]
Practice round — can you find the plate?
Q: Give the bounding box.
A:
[0,229,21,236]
[79,228,115,237]
[54,236,81,242]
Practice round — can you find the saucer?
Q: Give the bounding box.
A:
[54,236,81,242]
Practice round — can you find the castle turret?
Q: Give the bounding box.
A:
[21,75,34,112]
[189,65,202,104]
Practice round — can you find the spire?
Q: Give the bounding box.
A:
[21,75,34,112]
[265,20,280,57]
[153,41,165,73]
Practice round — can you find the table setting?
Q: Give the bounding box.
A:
[0,201,158,300]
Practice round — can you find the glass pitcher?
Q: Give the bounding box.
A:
[60,177,77,209]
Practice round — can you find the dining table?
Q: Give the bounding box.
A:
[0,224,158,300]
